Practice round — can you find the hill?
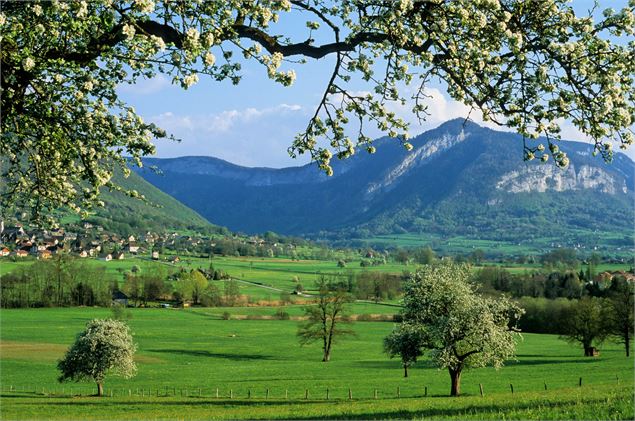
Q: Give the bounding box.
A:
[47,169,225,237]
[135,120,635,255]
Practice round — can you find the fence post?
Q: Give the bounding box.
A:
[305,389,309,400]
[266,388,269,399]
[616,375,620,384]
[230,389,233,399]
[348,387,352,400]
[479,383,484,397]
[248,389,251,399]
[544,382,547,391]
[579,377,582,387]
[509,383,514,394]
[216,388,219,398]
[326,388,329,400]
[285,389,288,400]
[424,386,428,397]
[397,386,400,398]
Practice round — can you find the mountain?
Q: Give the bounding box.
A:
[135,119,635,252]
[76,169,223,236]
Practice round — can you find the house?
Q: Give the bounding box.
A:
[125,242,139,254]
[38,250,52,259]
[115,252,125,260]
[104,254,112,261]
[15,250,28,258]
[0,247,10,257]
[112,290,129,307]
[151,251,159,260]
[169,256,180,263]
[78,250,88,258]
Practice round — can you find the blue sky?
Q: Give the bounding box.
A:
[118,1,634,168]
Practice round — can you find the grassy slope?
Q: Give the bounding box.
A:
[0,308,633,420]
[59,169,217,234]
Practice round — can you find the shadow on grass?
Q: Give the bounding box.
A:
[147,349,274,361]
[511,358,599,366]
[1,394,621,420]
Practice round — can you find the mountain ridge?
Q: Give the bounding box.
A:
[134,119,635,251]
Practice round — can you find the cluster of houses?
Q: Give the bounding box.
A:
[0,221,149,261]
[1,218,295,262]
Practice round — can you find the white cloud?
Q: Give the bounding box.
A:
[147,103,310,167]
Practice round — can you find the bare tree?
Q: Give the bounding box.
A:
[297,277,354,362]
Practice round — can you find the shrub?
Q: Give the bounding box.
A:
[221,311,231,320]
[274,308,290,320]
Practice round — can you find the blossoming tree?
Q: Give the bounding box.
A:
[57,319,137,397]
[400,263,524,396]
[1,0,633,219]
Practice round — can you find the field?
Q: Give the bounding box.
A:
[1,307,633,419]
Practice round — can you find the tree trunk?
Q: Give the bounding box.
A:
[404,364,408,378]
[625,328,630,357]
[97,382,103,397]
[322,349,331,362]
[449,367,462,396]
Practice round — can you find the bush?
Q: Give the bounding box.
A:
[221,311,231,320]
[273,308,290,320]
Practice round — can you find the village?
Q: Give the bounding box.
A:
[0,219,282,263]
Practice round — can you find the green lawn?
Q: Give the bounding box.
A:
[1,307,633,419]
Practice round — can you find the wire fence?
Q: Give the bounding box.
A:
[0,375,624,400]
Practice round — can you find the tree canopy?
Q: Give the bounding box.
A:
[400,263,524,396]
[57,318,137,396]
[2,1,634,220]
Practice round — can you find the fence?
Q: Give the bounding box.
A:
[0,375,623,400]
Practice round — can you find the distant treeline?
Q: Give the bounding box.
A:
[1,256,116,308]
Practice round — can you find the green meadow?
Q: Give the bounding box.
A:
[1,307,633,419]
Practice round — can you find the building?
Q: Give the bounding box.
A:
[112,291,129,307]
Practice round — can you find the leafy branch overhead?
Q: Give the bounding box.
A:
[1,0,634,219]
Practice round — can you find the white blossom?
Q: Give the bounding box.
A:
[23,57,35,71]
[122,24,135,40]
[204,52,216,67]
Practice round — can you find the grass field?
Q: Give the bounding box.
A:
[1,308,633,419]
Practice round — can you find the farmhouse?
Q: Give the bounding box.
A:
[15,250,28,258]
[112,290,129,307]
[151,251,159,260]
[170,256,180,263]
[104,254,113,261]
[115,252,125,260]
[0,247,10,257]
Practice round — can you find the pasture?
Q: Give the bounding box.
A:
[0,307,633,419]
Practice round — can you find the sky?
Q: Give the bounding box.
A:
[118,1,634,168]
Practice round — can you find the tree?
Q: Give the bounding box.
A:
[560,296,611,356]
[297,277,354,362]
[606,277,634,357]
[2,1,633,220]
[186,270,208,305]
[413,246,436,265]
[383,324,424,378]
[400,263,523,396]
[224,279,240,306]
[58,319,137,396]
